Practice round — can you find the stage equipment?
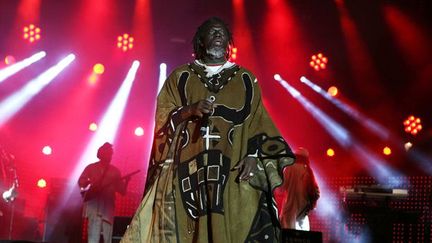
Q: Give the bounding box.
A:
[0,146,20,240]
[340,185,421,242]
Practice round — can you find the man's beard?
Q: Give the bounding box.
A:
[206,46,226,59]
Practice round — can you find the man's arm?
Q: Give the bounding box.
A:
[155,70,213,131]
[78,166,91,188]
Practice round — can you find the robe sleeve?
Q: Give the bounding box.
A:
[245,74,295,193]
[144,69,189,192]
[152,70,188,164]
[155,71,185,134]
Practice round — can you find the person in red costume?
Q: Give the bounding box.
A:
[277,147,320,230]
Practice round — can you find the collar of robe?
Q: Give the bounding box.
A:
[189,60,240,93]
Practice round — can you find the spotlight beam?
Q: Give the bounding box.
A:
[158,63,167,95]
[277,75,351,147]
[275,75,402,184]
[0,51,46,83]
[408,150,432,175]
[300,76,390,140]
[49,61,140,239]
[300,76,432,175]
[73,60,140,178]
[313,168,371,242]
[0,54,75,127]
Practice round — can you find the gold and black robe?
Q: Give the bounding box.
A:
[121,61,295,242]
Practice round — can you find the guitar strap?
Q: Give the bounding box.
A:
[95,164,110,188]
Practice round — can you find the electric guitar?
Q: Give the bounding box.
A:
[80,169,140,202]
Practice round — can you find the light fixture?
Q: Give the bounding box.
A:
[2,184,18,202]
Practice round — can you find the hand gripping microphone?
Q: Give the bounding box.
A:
[200,97,214,136]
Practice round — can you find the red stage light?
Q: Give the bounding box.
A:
[89,64,104,84]
[403,115,422,135]
[229,46,238,62]
[4,55,16,65]
[383,146,392,156]
[309,53,328,71]
[93,63,105,74]
[327,148,335,157]
[117,33,134,52]
[37,179,47,188]
[328,86,338,97]
[23,24,41,43]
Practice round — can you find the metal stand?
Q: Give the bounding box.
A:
[8,202,15,240]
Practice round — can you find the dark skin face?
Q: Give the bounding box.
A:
[99,147,113,166]
[201,23,229,64]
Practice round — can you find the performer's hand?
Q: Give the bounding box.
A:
[234,157,258,181]
[78,177,91,188]
[186,99,214,118]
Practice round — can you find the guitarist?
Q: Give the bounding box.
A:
[78,142,130,243]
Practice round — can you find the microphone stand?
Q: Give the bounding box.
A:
[1,147,18,240]
[8,202,15,240]
[6,169,19,240]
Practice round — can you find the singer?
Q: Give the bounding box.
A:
[122,17,295,243]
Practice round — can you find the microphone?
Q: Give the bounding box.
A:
[200,98,213,136]
[200,114,209,136]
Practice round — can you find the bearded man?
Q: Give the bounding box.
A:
[121,17,295,243]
